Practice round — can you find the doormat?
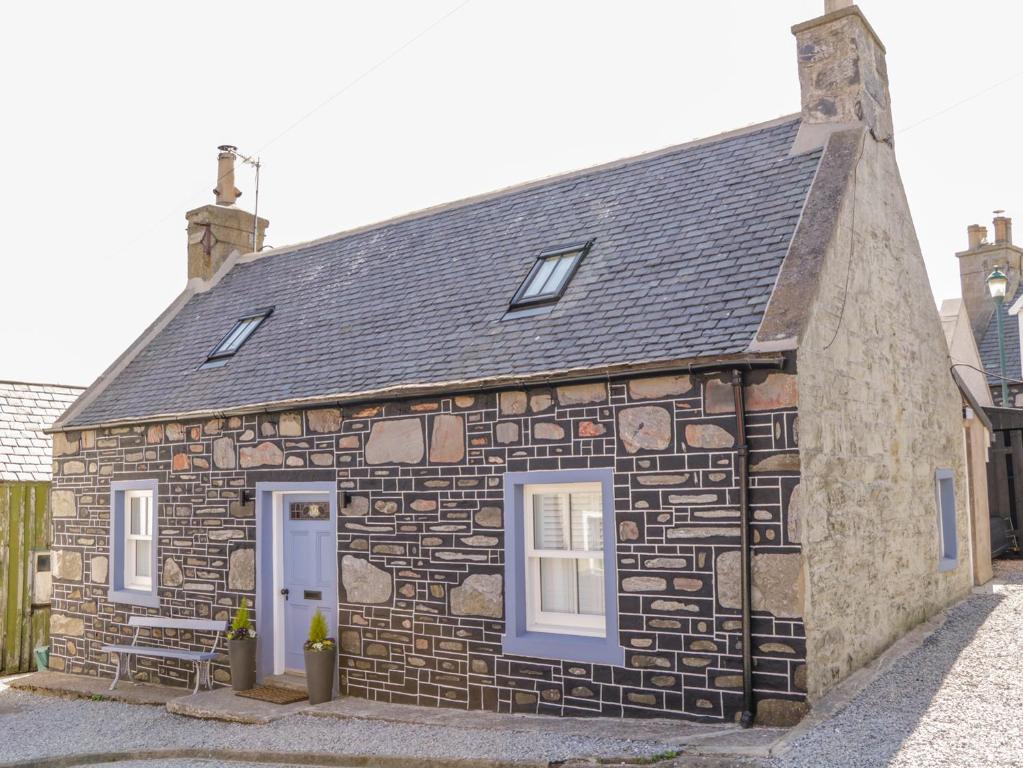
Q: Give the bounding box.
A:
[235,685,308,705]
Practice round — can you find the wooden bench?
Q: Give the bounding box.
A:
[101,616,227,694]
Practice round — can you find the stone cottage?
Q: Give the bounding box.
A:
[47,2,974,725]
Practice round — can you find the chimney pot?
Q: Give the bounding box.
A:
[993,213,1012,245]
[967,224,988,250]
[824,0,853,13]
[214,146,242,206]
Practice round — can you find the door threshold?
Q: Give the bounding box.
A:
[265,672,307,691]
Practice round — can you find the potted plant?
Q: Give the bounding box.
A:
[303,609,336,705]
[227,601,257,692]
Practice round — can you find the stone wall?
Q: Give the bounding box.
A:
[48,369,804,722]
[796,133,974,701]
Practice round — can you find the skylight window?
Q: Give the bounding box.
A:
[510,241,593,309]
[200,307,273,369]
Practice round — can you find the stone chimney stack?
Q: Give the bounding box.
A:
[185,146,269,282]
[957,211,1023,342]
[791,3,893,148]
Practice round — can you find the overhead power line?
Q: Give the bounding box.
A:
[901,69,1023,134]
[118,0,474,257]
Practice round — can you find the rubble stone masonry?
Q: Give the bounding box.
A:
[49,368,805,722]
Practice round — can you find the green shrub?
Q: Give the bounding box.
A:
[308,609,328,643]
[305,609,335,651]
[227,601,255,640]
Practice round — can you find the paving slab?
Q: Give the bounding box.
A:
[168,687,311,724]
[7,670,181,705]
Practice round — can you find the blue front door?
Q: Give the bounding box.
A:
[281,493,336,674]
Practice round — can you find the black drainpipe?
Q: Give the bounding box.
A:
[731,368,755,728]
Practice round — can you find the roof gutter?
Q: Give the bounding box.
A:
[47,354,787,433]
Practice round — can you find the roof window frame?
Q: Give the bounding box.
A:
[509,240,593,310]
[201,306,274,368]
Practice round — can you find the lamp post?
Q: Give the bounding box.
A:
[987,265,1010,406]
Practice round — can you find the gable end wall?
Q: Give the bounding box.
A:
[796,133,973,700]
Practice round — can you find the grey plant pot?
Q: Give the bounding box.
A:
[304,646,337,705]
[228,637,257,692]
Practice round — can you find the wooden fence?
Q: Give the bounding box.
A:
[0,482,50,674]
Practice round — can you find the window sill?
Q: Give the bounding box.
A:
[109,588,160,608]
[503,628,624,666]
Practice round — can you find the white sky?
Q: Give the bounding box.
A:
[3,1,1021,386]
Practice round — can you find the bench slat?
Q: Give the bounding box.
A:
[101,644,215,661]
[126,617,227,632]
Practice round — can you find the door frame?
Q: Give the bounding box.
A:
[255,481,338,680]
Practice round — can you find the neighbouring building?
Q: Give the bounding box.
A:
[940,300,995,585]
[46,2,975,725]
[956,212,1023,408]
[955,212,1023,557]
[0,380,83,673]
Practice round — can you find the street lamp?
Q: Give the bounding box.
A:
[987,265,1010,406]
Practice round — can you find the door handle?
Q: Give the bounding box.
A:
[280,588,290,600]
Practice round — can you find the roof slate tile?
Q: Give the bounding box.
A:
[1,382,84,481]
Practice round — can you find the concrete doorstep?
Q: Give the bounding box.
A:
[167,686,312,724]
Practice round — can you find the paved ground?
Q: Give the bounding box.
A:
[0,682,679,766]
[89,764,306,768]
[770,560,1023,768]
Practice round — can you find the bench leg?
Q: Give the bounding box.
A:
[110,654,125,691]
[193,662,201,695]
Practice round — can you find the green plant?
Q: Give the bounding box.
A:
[227,601,256,640]
[304,609,335,651]
[596,750,680,766]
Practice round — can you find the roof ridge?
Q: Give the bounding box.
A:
[0,379,85,390]
[238,113,802,265]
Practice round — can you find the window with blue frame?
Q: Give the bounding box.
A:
[502,468,623,665]
[109,479,160,607]
[935,469,957,571]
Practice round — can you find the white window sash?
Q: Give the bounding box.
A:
[523,481,605,637]
[124,490,153,590]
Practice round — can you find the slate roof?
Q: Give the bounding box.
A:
[1,381,84,481]
[61,116,822,429]
[979,287,1022,387]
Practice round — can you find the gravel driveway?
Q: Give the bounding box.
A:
[0,684,675,766]
[771,561,1023,768]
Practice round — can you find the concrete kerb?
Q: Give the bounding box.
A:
[0,749,546,768]
[0,749,760,768]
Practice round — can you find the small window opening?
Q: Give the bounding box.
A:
[935,469,957,571]
[510,241,592,309]
[201,307,273,369]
